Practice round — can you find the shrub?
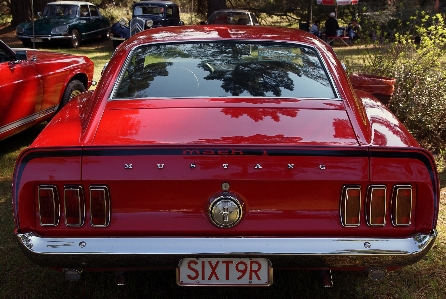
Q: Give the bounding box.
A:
[345,12,446,153]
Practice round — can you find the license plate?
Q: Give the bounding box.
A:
[31,38,42,42]
[177,258,272,286]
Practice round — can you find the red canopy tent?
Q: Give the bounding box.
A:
[315,0,358,18]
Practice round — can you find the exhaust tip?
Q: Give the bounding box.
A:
[367,268,388,281]
[320,270,333,288]
[64,269,83,281]
[115,271,126,286]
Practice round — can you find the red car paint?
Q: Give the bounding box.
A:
[12,26,439,283]
[0,40,94,141]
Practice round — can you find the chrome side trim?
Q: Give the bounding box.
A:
[15,231,437,269]
[0,105,58,135]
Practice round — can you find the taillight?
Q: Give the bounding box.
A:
[366,186,386,226]
[340,185,361,227]
[64,186,85,227]
[391,185,412,226]
[90,186,111,227]
[38,185,60,226]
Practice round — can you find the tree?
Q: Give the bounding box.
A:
[10,0,51,26]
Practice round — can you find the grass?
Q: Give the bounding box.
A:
[0,38,445,298]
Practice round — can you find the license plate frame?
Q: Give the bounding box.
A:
[177,257,272,286]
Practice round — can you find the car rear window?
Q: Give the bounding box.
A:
[111,42,336,99]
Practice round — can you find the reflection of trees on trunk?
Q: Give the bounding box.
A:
[221,108,298,122]
[195,134,304,145]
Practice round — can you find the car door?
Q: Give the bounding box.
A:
[78,4,93,39]
[89,5,109,37]
[0,49,44,140]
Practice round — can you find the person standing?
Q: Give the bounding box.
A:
[324,12,339,37]
[310,20,321,37]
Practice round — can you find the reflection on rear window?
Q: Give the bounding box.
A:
[112,42,336,99]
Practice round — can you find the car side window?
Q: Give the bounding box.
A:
[166,7,173,18]
[80,5,90,17]
[89,5,99,17]
[0,48,13,63]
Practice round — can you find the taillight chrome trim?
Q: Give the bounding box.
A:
[366,185,387,227]
[38,185,60,226]
[340,185,361,227]
[89,185,111,227]
[391,185,412,226]
[64,185,85,227]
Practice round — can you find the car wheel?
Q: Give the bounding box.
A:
[70,29,80,48]
[58,80,86,111]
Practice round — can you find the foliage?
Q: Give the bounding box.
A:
[345,12,446,153]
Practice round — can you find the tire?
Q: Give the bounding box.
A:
[70,29,80,48]
[58,80,86,111]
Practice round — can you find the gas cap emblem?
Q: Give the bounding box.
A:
[209,196,242,228]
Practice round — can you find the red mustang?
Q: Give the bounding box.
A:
[12,26,439,287]
[0,39,93,141]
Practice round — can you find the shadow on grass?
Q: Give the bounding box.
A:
[0,123,46,157]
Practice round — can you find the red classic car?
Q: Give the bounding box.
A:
[0,39,94,141]
[12,26,439,287]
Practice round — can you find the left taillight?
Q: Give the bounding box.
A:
[38,185,60,226]
[340,185,361,227]
[64,185,85,227]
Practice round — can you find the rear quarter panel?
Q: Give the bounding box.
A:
[30,51,94,110]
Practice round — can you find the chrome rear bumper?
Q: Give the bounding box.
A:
[15,231,436,270]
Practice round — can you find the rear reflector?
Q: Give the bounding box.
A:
[38,185,60,226]
[90,186,111,227]
[391,185,412,226]
[64,186,85,227]
[340,186,361,227]
[366,186,386,226]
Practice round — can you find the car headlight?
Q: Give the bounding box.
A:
[16,25,24,34]
[51,25,69,35]
[145,19,153,28]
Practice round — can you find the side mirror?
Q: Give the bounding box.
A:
[15,50,28,61]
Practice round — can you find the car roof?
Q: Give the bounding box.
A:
[136,1,178,5]
[47,1,95,5]
[127,25,322,47]
[212,9,254,13]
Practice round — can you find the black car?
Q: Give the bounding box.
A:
[16,1,110,48]
[206,9,259,26]
[110,1,183,48]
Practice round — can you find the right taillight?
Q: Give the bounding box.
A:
[89,186,111,227]
[366,186,386,227]
[38,185,60,226]
[391,185,412,226]
[340,185,361,227]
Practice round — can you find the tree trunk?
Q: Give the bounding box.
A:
[206,0,226,19]
[10,0,52,26]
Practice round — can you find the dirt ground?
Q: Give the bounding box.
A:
[0,25,23,47]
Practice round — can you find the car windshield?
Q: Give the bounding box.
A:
[43,5,79,18]
[208,12,255,25]
[112,42,336,99]
[134,5,164,16]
